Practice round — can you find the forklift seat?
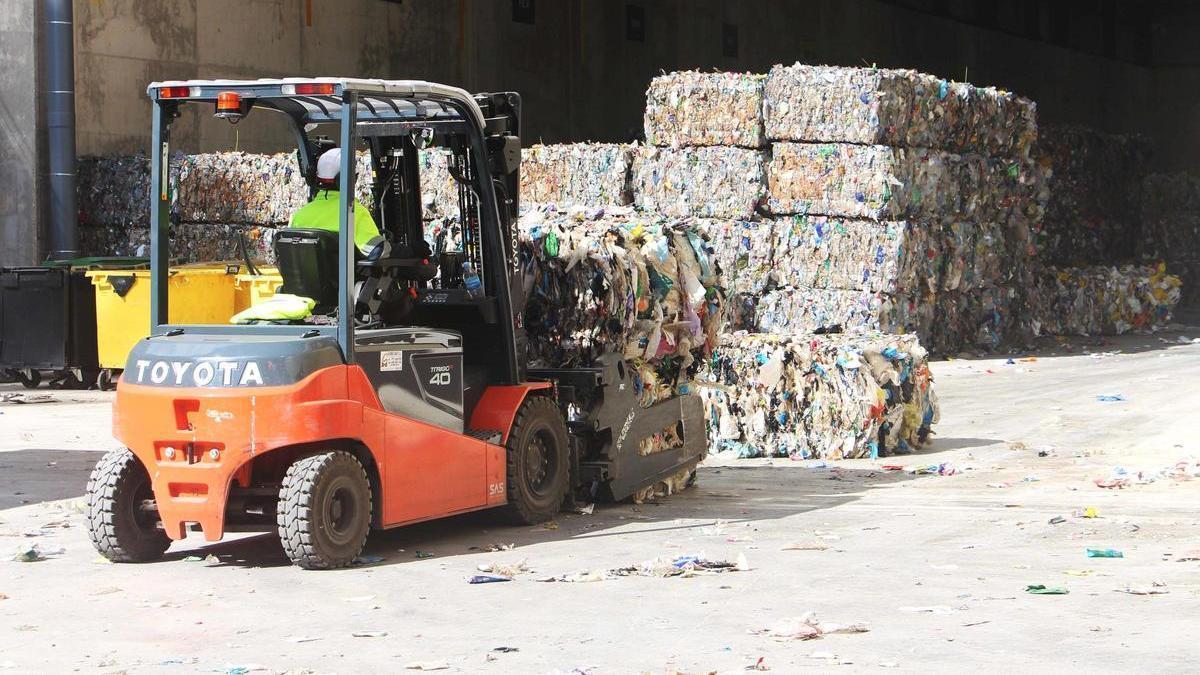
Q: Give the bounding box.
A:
[274,228,340,314]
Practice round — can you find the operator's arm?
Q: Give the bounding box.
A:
[353,201,382,254]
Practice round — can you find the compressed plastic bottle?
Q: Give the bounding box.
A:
[462,261,482,299]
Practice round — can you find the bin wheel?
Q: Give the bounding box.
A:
[16,370,41,389]
[277,451,373,570]
[86,448,171,563]
[499,395,569,525]
[97,369,117,391]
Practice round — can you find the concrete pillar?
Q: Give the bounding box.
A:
[0,0,42,267]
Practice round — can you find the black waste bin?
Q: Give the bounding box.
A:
[0,266,98,387]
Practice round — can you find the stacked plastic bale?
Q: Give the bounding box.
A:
[1028,264,1181,335]
[1035,125,1150,265]
[633,72,767,221]
[516,206,725,406]
[521,143,634,209]
[761,63,1044,352]
[1140,172,1200,306]
[699,331,938,459]
[635,71,770,330]
[76,152,377,263]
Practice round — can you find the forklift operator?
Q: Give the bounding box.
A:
[290,147,383,255]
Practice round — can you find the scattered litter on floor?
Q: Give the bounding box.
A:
[898,605,954,615]
[1026,585,1069,595]
[11,545,63,562]
[756,612,869,641]
[404,661,450,671]
[468,575,512,584]
[353,554,386,565]
[911,463,958,476]
[539,555,746,582]
[1113,578,1171,593]
[477,560,530,577]
[1063,569,1095,577]
[1096,394,1126,402]
[286,636,322,644]
[1086,548,1124,558]
[351,630,389,638]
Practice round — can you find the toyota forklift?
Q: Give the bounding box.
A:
[85,78,707,569]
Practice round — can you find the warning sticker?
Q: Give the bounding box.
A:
[380,351,405,372]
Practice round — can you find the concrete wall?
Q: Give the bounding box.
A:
[3,0,1200,265]
[0,0,41,267]
[60,0,1198,162]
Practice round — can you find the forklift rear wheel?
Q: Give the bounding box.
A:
[16,370,41,389]
[500,396,569,525]
[85,448,171,563]
[278,451,373,570]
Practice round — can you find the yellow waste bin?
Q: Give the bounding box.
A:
[87,264,239,369]
[233,268,284,314]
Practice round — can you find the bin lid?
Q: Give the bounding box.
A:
[42,256,150,270]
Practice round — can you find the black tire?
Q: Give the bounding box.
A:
[86,448,171,563]
[96,369,117,391]
[500,396,569,525]
[16,370,40,389]
[277,451,372,570]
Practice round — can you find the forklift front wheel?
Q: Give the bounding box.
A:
[85,448,171,563]
[500,396,570,525]
[278,451,373,570]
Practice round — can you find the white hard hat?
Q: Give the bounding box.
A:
[316,147,342,182]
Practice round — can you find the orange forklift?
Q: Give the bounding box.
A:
[86,79,707,569]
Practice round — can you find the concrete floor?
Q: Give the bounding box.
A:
[2,330,1200,673]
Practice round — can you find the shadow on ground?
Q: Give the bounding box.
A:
[0,449,99,509]
[172,463,931,570]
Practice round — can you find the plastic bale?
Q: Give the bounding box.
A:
[1029,264,1181,336]
[419,149,460,220]
[631,145,766,220]
[1035,125,1151,265]
[643,71,766,148]
[689,219,776,296]
[752,285,935,340]
[521,144,634,209]
[769,216,941,296]
[516,207,725,406]
[699,331,938,459]
[763,64,1036,158]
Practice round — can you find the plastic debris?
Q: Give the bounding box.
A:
[644,71,766,148]
[757,612,869,641]
[404,661,450,671]
[1086,548,1124,558]
[476,560,529,577]
[1096,394,1126,402]
[699,331,937,459]
[468,575,512,584]
[898,606,954,614]
[1026,585,1069,595]
[1116,582,1168,595]
[12,544,64,562]
[351,630,389,638]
